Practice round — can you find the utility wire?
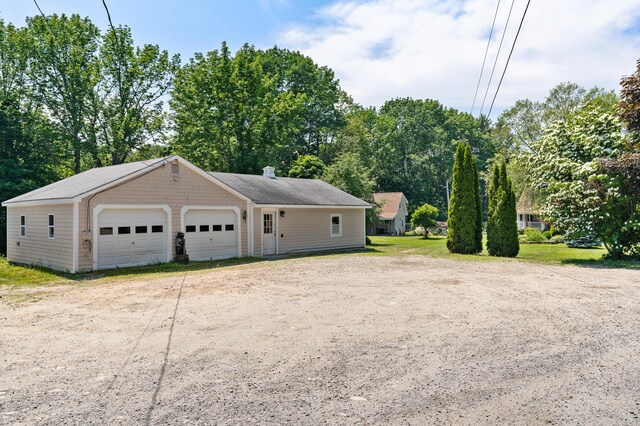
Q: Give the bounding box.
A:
[487,0,532,118]
[32,0,46,17]
[479,0,516,116]
[470,0,501,115]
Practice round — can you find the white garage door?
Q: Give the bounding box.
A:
[97,208,168,269]
[184,209,238,261]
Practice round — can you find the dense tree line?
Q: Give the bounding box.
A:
[2,12,639,258]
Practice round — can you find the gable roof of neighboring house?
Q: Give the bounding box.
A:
[2,155,370,208]
[373,192,407,220]
[516,188,541,215]
[210,172,370,207]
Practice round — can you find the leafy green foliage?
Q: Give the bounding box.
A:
[322,153,377,226]
[618,59,640,144]
[288,155,327,179]
[363,98,496,217]
[410,204,439,233]
[94,26,180,165]
[170,43,347,174]
[523,228,547,243]
[522,101,639,258]
[322,153,375,200]
[447,143,481,254]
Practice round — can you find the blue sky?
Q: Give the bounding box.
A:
[2,0,640,116]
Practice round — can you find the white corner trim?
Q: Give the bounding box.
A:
[72,202,79,273]
[247,201,254,257]
[362,208,367,247]
[180,206,242,258]
[330,213,343,237]
[92,204,172,270]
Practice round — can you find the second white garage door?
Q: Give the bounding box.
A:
[184,209,239,261]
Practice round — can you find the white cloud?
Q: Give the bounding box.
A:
[277,0,640,117]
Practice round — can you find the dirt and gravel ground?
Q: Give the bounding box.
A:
[1,254,640,425]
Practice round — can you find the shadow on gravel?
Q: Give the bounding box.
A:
[561,257,640,270]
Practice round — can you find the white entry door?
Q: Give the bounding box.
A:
[97,208,168,269]
[262,211,276,255]
[184,209,238,261]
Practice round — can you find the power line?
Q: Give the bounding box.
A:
[470,0,501,115]
[487,0,532,118]
[479,0,516,116]
[32,0,46,17]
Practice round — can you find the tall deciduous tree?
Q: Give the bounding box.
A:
[170,43,347,174]
[288,155,327,179]
[522,102,637,258]
[447,143,481,254]
[95,26,180,165]
[26,14,101,174]
[619,59,640,144]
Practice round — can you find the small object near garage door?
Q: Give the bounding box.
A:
[184,209,239,261]
[97,208,169,269]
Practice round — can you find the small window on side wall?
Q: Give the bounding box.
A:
[20,215,26,237]
[330,214,342,236]
[48,214,55,239]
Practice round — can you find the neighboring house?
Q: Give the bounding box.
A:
[368,192,408,235]
[2,156,370,272]
[516,190,549,231]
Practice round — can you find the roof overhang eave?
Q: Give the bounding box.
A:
[253,203,371,209]
[2,197,78,207]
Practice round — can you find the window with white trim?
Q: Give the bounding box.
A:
[48,214,55,239]
[20,215,26,237]
[330,214,342,236]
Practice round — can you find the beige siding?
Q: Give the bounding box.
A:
[76,163,248,271]
[272,208,365,255]
[252,207,262,256]
[6,204,74,272]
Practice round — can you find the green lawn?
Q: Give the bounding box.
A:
[366,235,640,268]
[1,235,637,289]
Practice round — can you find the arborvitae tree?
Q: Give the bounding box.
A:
[447,142,479,254]
[486,162,501,252]
[487,161,519,257]
[471,153,483,253]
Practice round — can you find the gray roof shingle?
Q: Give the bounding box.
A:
[3,155,369,208]
[3,158,167,203]
[210,172,370,207]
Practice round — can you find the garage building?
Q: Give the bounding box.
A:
[2,156,370,272]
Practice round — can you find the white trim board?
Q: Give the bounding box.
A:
[72,202,79,273]
[253,204,370,209]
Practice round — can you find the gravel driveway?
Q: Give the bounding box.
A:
[1,255,640,425]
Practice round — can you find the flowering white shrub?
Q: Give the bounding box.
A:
[520,104,640,257]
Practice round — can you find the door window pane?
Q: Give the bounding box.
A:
[225,224,234,231]
[118,226,131,235]
[100,227,113,235]
[135,226,148,234]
